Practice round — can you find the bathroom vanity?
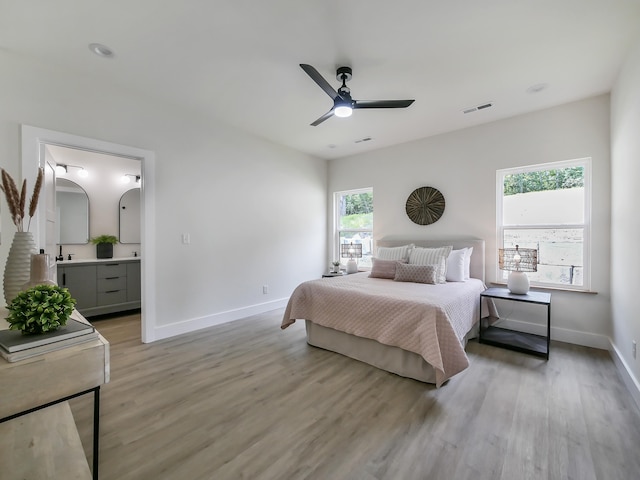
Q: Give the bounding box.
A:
[57,257,141,317]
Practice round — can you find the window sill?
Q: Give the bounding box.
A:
[490,282,598,294]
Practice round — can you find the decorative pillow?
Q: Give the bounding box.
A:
[394,263,437,284]
[463,247,473,280]
[446,249,466,282]
[376,244,414,261]
[369,258,407,279]
[408,246,452,284]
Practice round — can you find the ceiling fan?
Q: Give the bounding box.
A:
[300,64,415,126]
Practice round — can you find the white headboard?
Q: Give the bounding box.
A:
[375,238,485,283]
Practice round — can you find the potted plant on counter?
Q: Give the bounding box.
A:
[90,234,118,259]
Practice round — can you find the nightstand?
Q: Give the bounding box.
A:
[479,287,551,359]
[322,271,362,278]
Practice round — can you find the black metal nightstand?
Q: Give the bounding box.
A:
[479,287,551,359]
[322,271,361,278]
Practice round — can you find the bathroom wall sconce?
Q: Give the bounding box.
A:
[121,174,141,184]
[55,163,89,178]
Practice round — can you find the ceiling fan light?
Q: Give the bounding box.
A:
[335,105,353,118]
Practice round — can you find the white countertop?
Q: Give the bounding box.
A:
[56,257,140,265]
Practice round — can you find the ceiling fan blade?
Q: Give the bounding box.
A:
[300,64,339,100]
[310,109,335,126]
[353,99,415,109]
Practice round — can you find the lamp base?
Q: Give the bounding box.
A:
[507,271,530,294]
[346,259,358,274]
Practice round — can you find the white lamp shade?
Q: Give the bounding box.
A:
[507,271,530,294]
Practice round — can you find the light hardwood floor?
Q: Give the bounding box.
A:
[69,310,640,480]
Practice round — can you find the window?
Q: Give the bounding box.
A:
[497,159,590,290]
[334,188,373,269]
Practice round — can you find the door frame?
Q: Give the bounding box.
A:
[21,125,157,342]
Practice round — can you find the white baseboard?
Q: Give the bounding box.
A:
[151,297,288,341]
[608,340,640,413]
[495,318,610,350]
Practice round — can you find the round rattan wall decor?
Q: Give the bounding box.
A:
[405,186,445,225]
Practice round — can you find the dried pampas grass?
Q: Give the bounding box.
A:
[0,167,44,232]
[27,168,43,231]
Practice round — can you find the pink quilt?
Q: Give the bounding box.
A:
[282,273,486,387]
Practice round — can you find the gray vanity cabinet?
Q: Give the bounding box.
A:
[57,264,97,310]
[58,259,141,317]
[126,262,141,303]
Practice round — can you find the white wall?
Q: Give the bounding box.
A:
[0,50,327,339]
[611,36,640,404]
[329,95,612,348]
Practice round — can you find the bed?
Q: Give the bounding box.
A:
[281,239,488,387]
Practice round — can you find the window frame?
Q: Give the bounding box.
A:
[333,187,373,268]
[496,158,592,291]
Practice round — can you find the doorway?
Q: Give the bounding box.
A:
[21,125,157,342]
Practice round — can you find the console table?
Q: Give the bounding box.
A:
[0,309,110,479]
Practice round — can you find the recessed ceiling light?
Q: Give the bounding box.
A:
[89,43,114,58]
[526,83,549,94]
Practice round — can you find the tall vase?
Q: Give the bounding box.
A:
[3,231,37,304]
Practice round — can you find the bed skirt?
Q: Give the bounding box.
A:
[305,320,478,384]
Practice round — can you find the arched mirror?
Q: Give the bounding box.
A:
[119,188,141,244]
[56,178,89,244]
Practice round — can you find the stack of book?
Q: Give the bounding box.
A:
[0,319,99,362]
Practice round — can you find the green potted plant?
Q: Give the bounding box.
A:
[331,261,341,273]
[6,284,76,334]
[91,234,118,259]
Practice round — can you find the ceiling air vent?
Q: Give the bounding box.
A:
[463,102,494,114]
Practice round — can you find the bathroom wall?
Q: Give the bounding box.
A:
[47,144,142,260]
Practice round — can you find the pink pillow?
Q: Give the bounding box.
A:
[369,258,407,279]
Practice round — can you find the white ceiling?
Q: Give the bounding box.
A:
[2,1,639,160]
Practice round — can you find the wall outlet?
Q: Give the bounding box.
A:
[633,340,637,359]
[263,285,269,294]
[181,233,190,245]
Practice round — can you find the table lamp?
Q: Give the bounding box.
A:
[341,242,363,274]
[499,245,538,294]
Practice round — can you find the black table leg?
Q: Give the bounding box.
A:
[93,386,100,480]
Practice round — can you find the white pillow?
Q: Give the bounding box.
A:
[464,247,473,280]
[446,249,466,282]
[377,244,414,261]
[408,246,452,284]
